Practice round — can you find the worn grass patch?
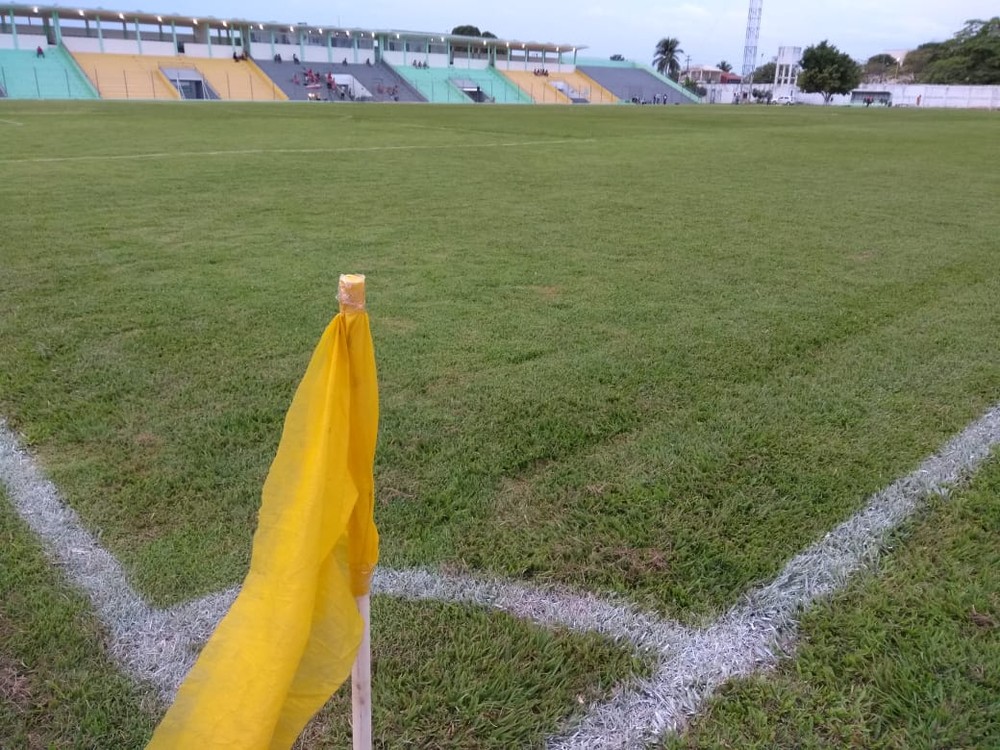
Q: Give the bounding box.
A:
[0,491,156,748]
[664,455,1000,749]
[0,102,998,621]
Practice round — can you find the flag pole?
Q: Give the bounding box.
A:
[340,273,373,750]
[351,594,372,750]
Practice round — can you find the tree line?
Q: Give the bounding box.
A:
[897,18,1000,84]
[649,16,998,102]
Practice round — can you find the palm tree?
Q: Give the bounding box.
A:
[717,60,733,72]
[653,37,683,81]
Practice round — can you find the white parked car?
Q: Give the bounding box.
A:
[774,95,795,105]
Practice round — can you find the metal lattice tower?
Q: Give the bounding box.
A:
[741,0,763,89]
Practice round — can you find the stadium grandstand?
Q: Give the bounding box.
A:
[0,3,697,104]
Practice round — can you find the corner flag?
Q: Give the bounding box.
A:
[148,274,379,749]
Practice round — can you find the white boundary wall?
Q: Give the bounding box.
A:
[63,38,176,56]
[701,81,1000,108]
[381,49,490,70]
[855,83,1000,108]
[395,51,450,67]
[0,32,46,51]
[63,37,106,53]
[495,60,575,74]
[183,43,237,59]
[140,40,176,56]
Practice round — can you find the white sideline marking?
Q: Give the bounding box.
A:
[0,119,24,126]
[2,403,999,748]
[0,138,593,165]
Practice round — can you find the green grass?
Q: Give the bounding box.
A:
[0,491,156,748]
[664,454,1000,749]
[1,102,998,618]
[299,599,646,748]
[1,100,998,747]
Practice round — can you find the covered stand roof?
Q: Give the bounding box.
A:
[7,4,585,54]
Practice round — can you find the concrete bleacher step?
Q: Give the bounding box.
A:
[0,46,97,99]
[577,64,697,104]
[70,53,285,100]
[500,69,617,104]
[254,59,423,102]
[393,64,531,104]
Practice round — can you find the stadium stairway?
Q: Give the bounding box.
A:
[577,59,699,104]
[392,64,531,104]
[254,59,423,102]
[70,53,286,101]
[501,69,572,104]
[0,46,98,99]
[195,58,286,101]
[73,53,178,100]
[501,69,618,104]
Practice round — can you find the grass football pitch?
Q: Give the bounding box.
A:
[1,100,998,746]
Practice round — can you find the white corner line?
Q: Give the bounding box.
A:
[548,403,1000,749]
[2,402,999,748]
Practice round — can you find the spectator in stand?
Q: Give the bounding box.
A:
[233,50,240,62]
[36,45,45,58]
[293,54,300,65]
[327,72,335,100]
[274,53,282,62]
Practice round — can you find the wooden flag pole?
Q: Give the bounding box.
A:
[341,273,372,750]
[351,593,372,750]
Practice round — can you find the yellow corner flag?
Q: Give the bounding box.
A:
[148,275,379,749]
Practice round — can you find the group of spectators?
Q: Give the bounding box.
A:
[274,53,372,66]
[289,68,362,102]
[630,95,674,105]
[375,83,400,100]
[294,68,327,86]
[411,60,429,69]
[861,96,889,107]
[232,49,249,62]
[532,68,550,77]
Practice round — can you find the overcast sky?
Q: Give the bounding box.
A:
[84,1,997,67]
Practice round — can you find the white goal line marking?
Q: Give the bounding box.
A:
[0,138,594,165]
[2,401,998,748]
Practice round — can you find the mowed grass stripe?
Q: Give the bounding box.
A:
[664,455,1000,749]
[0,103,997,618]
[440,269,999,617]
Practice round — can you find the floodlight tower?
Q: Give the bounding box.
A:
[740,0,763,97]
